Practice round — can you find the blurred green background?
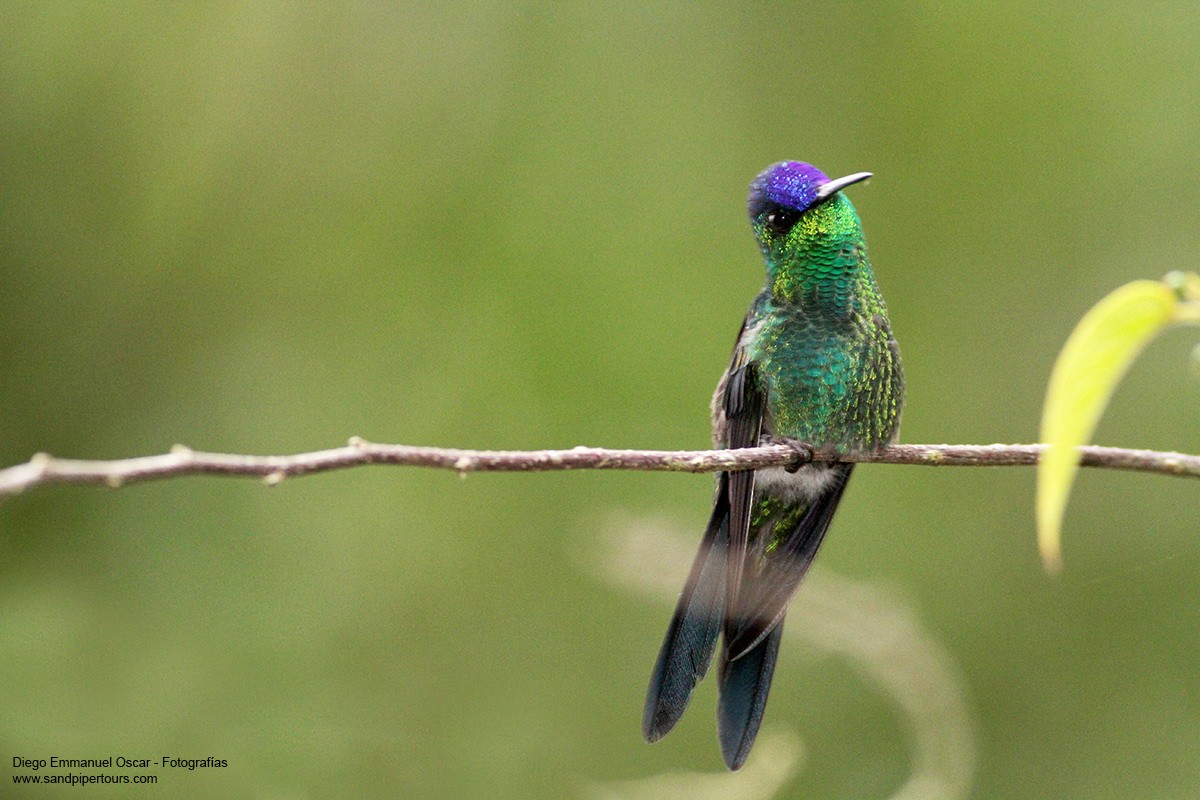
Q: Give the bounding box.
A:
[3,3,1200,798]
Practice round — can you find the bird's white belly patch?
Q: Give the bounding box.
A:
[753,463,838,503]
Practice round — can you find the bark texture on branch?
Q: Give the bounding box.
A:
[0,439,1198,498]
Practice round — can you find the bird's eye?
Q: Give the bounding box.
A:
[764,208,798,236]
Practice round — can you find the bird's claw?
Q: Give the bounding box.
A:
[772,438,814,472]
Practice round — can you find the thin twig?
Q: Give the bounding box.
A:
[0,439,1197,499]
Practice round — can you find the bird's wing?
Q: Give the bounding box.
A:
[719,346,765,626]
[642,312,765,743]
[642,472,731,741]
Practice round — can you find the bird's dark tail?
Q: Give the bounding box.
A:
[717,620,783,770]
[642,474,731,742]
[716,463,855,769]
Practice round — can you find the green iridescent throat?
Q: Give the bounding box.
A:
[744,194,902,452]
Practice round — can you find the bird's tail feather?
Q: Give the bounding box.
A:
[717,619,784,770]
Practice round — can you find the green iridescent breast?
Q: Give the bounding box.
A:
[744,287,902,452]
[742,191,904,453]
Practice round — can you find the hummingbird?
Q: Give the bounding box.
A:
[642,161,903,770]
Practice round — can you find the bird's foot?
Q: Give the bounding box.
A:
[769,437,815,473]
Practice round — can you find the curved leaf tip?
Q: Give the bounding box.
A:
[1036,274,1200,572]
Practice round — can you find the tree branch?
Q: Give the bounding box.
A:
[0,439,1197,499]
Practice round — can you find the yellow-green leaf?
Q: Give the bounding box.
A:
[1036,279,1181,572]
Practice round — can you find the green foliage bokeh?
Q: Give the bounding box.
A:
[2,4,1200,798]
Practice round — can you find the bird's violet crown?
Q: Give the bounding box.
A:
[747,161,831,218]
